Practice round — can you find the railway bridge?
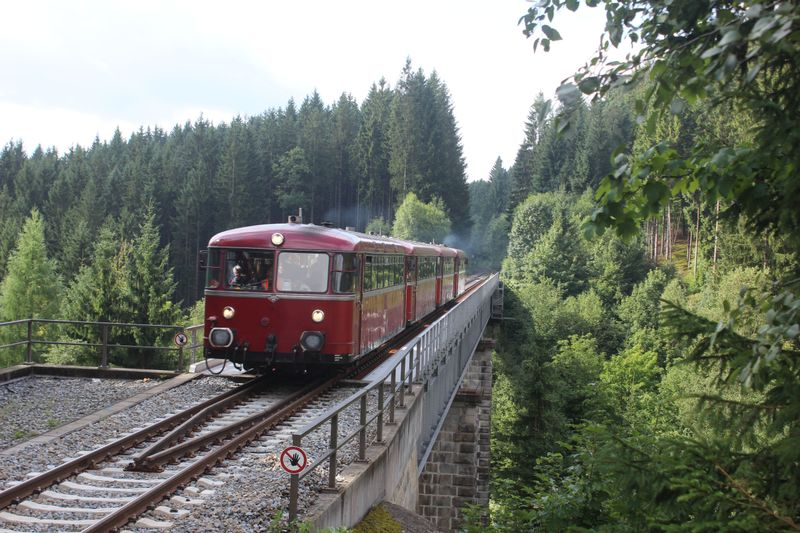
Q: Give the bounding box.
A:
[0,274,502,532]
[297,273,502,531]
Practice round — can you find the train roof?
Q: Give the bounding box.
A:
[208,223,453,256]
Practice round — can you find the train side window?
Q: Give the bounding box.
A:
[382,256,389,288]
[205,249,222,288]
[405,257,416,283]
[332,253,359,294]
[397,256,404,285]
[364,255,374,292]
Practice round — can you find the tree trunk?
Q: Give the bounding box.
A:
[712,199,720,271]
[666,202,672,260]
[693,200,701,277]
[653,218,659,261]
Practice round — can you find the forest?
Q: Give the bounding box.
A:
[0,60,470,368]
[1,0,799,530]
[476,0,800,531]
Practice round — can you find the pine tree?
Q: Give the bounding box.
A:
[0,209,63,365]
[60,224,132,346]
[0,209,62,321]
[354,80,394,227]
[510,93,551,210]
[127,205,180,367]
[330,93,362,226]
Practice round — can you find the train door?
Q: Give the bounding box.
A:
[405,256,417,324]
[356,253,365,355]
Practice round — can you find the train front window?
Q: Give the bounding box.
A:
[225,250,274,291]
[277,252,330,293]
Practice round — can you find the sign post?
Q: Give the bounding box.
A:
[283,444,308,522]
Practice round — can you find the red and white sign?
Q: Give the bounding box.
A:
[174,332,188,347]
[280,446,308,474]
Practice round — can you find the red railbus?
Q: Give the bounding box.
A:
[202,222,466,371]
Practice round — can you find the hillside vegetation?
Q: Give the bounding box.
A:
[476,1,800,530]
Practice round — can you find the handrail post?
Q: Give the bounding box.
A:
[399,358,406,408]
[358,395,367,461]
[289,434,302,522]
[328,414,338,489]
[377,379,384,443]
[415,343,421,383]
[100,323,109,368]
[190,327,198,365]
[389,370,396,424]
[26,318,33,364]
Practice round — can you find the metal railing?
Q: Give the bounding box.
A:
[0,318,204,372]
[288,274,499,520]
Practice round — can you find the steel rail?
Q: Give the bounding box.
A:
[129,376,332,472]
[0,377,259,510]
[128,378,265,470]
[82,375,334,533]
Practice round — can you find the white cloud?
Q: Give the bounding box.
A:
[0,0,611,182]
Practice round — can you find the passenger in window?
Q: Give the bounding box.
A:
[229,265,249,287]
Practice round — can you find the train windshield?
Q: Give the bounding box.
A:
[224,250,274,291]
[277,252,329,293]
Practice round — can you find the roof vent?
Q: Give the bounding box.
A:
[345,226,355,232]
[321,221,334,228]
[288,209,303,224]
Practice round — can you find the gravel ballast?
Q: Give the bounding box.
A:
[0,376,163,451]
[0,377,390,532]
[133,384,383,532]
[0,376,239,486]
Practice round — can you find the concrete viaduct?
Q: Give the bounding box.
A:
[296,274,502,531]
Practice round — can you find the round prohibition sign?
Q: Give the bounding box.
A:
[173,332,188,347]
[280,446,308,474]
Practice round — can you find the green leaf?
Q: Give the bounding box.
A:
[541,25,563,41]
[566,0,579,11]
[578,76,600,94]
[700,46,723,59]
[719,29,742,47]
[556,83,581,105]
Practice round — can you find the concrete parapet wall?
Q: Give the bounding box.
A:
[307,383,425,529]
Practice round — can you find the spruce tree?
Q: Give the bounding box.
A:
[0,209,62,365]
[127,205,180,367]
[0,209,62,321]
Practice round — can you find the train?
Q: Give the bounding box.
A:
[201,218,468,371]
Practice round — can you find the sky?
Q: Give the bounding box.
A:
[0,0,610,183]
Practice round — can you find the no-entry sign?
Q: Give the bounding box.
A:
[280,446,308,474]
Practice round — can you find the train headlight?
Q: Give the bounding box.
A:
[300,331,325,352]
[209,328,233,348]
[311,309,325,323]
[223,306,235,319]
[271,233,285,246]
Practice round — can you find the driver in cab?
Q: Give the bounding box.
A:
[229,264,249,288]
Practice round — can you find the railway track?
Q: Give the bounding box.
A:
[0,358,395,530]
[0,375,335,532]
[0,276,488,531]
